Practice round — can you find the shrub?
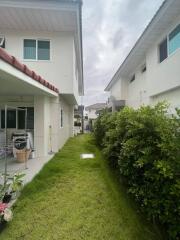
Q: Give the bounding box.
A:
[94,103,180,239]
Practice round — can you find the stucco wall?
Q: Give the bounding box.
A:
[146,14,180,97]
[87,109,98,120]
[127,68,149,108]
[110,79,122,100]
[34,95,74,158]
[108,15,180,110]
[0,29,76,96]
[151,87,180,114]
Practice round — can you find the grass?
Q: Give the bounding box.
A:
[0,134,163,240]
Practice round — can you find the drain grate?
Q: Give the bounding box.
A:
[80,154,95,159]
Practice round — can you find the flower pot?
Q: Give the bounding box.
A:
[16,149,31,163]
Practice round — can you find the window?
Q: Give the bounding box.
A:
[24,39,36,60]
[159,24,180,63]
[38,40,50,60]
[130,74,135,83]
[60,109,63,128]
[24,39,50,60]
[1,110,16,128]
[141,64,146,73]
[168,24,180,55]
[0,36,5,48]
[159,38,167,63]
[18,109,25,129]
[18,108,34,129]
[1,108,34,129]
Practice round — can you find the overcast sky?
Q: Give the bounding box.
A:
[82,0,164,106]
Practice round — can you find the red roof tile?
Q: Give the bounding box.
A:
[0,48,59,94]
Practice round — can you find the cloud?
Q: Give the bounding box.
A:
[82,0,164,106]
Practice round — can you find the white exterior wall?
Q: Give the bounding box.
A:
[146,15,180,97]
[127,68,149,108]
[87,109,97,120]
[72,42,79,102]
[152,87,180,113]
[34,96,50,158]
[0,29,77,98]
[35,95,74,157]
[110,79,122,100]
[0,29,80,157]
[0,95,74,158]
[109,15,180,111]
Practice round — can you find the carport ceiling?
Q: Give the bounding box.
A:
[0,70,53,96]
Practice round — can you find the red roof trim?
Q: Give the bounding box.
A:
[0,48,59,94]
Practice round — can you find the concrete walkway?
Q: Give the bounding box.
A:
[0,154,54,184]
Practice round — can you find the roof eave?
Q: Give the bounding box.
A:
[104,0,176,91]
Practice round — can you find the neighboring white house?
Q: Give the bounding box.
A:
[85,103,106,130]
[85,103,106,120]
[0,0,83,160]
[105,0,180,113]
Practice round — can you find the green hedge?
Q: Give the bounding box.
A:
[94,103,180,239]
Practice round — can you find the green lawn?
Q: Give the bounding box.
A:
[0,134,163,240]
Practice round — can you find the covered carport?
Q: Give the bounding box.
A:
[0,48,59,183]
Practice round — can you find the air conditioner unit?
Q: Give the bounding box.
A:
[0,37,5,48]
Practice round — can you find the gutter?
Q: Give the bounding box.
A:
[79,1,84,96]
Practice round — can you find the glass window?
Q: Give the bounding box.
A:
[18,108,34,130]
[159,38,167,63]
[141,64,146,73]
[1,110,16,129]
[18,109,26,129]
[24,39,36,60]
[130,74,135,83]
[168,24,180,55]
[38,40,50,60]
[60,109,63,128]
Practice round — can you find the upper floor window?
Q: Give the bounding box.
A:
[159,38,167,63]
[60,109,63,128]
[130,74,135,83]
[0,36,5,48]
[159,24,180,63]
[24,39,50,60]
[168,24,180,55]
[141,64,146,73]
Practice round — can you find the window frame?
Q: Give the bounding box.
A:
[158,37,168,63]
[158,23,180,63]
[130,74,135,83]
[23,38,51,61]
[60,108,63,128]
[0,36,5,48]
[1,109,17,129]
[168,24,180,56]
[0,107,34,130]
[141,64,147,73]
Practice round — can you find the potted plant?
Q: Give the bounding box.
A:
[0,172,25,231]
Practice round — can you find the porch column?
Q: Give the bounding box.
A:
[34,96,51,158]
[69,105,74,137]
[50,97,60,153]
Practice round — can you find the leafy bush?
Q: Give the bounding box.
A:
[94,103,180,239]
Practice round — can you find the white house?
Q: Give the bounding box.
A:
[85,103,106,120]
[0,0,83,161]
[105,0,180,113]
